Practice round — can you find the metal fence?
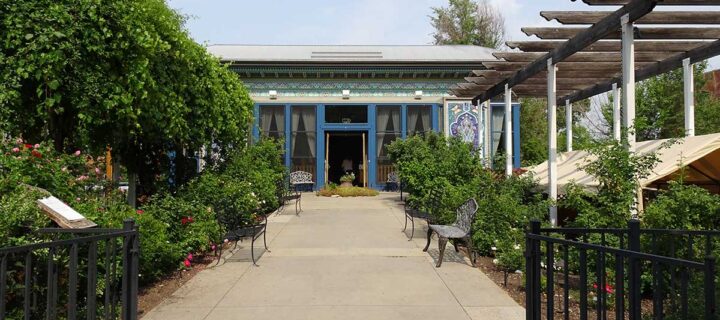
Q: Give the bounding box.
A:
[526,219,718,320]
[0,219,139,320]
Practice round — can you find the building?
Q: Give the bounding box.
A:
[705,69,720,99]
[208,45,520,190]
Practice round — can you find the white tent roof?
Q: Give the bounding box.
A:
[525,133,720,194]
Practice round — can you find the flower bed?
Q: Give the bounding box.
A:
[317,186,379,197]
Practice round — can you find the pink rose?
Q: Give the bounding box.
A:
[33,144,40,149]
[183,259,191,268]
[95,167,101,174]
[74,150,81,156]
[187,253,193,261]
[211,244,217,251]
[75,197,81,202]
[15,138,23,144]
[11,147,19,153]
[76,175,88,181]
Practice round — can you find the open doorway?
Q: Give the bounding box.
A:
[326,131,366,186]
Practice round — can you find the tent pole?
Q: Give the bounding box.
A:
[613,83,621,141]
[566,99,573,152]
[548,59,558,226]
[504,84,513,177]
[683,58,695,137]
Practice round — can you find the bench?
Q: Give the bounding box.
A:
[217,212,269,266]
[423,198,478,268]
[384,171,400,192]
[277,177,301,215]
[290,171,314,192]
[403,189,442,240]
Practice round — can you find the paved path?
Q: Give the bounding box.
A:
[143,193,523,320]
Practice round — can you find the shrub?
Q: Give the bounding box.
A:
[643,181,720,230]
[317,186,379,197]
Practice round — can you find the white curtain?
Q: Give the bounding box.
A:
[420,107,430,133]
[302,108,316,157]
[260,108,273,134]
[407,108,419,135]
[376,108,390,158]
[491,107,505,157]
[391,108,400,134]
[291,108,300,155]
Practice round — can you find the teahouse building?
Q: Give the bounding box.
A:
[208,45,521,190]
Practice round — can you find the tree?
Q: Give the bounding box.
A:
[430,0,505,49]
[0,0,253,204]
[600,61,720,141]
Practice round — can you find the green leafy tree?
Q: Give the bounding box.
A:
[430,0,505,48]
[0,0,253,202]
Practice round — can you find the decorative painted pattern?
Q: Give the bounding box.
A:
[448,101,484,152]
[244,80,456,97]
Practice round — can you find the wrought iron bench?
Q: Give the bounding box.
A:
[290,170,314,192]
[217,212,269,266]
[423,198,478,268]
[277,177,301,215]
[403,189,442,240]
[385,171,400,191]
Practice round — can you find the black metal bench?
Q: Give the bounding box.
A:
[403,189,442,240]
[423,198,478,267]
[277,178,301,215]
[217,212,269,266]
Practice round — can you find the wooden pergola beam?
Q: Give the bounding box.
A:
[493,51,674,62]
[466,76,607,85]
[473,69,619,79]
[523,27,720,40]
[506,40,710,52]
[472,0,656,104]
[482,61,652,71]
[461,83,595,91]
[580,0,720,5]
[559,39,720,104]
[541,11,720,24]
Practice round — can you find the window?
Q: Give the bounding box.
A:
[259,105,285,139]
[325,105,368,123]
[291,106,316,181]
[490,105,505,160]
[376,106,401,183]
[407,105,432,136]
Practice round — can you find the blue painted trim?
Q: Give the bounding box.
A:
[513,103,521,168]
[368,104,377,189]
[316,104,325,190]
[400,105,407,139]
[284,104,291,169]
[431,104,439,131]
[253,103,260,142]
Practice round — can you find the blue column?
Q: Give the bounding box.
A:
[513,103,521,168]
[401,104,407,138]
[253,104,260,142]
[316,104,325,190]
[431,104,439,132]
[284,104,291,169]
[368,104,377,189]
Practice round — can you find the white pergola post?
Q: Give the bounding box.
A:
[612,83,621,141]
[683,58,695,137]
[504,84,513,177]
[484,100,492,168]
[621,14,636,150]
[565,99,573,152]
[548,59,558,226]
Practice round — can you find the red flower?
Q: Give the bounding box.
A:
[592,283,615,294]
[181,217,188,225]
[187,253,193,261]
[136,209,144,215]
[183,259,191,268]
[24,144,32,149]
[31,150,42,158]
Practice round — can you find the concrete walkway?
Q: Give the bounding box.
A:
[143,193,523,320]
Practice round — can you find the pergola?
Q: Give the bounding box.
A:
[451,0,720,226]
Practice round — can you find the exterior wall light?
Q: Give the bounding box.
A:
[269,90,278,100]
[415,90,423,100]
[342,89,350,99]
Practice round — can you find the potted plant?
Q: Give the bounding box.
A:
[339,172,355,188]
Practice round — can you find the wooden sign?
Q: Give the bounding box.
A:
[37,196,97,229]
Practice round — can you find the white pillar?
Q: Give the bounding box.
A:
[621,14,636,150]
[612,83,621,141]
[683,58,695,137]
[484,100,492,168]
[504,84,513,177]
[547,59,558,226]
[565,99,573,152]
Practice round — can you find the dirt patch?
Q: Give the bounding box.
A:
[138,254,217,318]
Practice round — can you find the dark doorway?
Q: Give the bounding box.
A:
[327,131,365,185]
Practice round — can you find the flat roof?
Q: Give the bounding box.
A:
[206,45,496,63]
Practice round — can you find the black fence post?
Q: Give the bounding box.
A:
[525,220,533,320]
[628,219,641,320]
[705,256,716,320]
[525,219,541,320]
[122,219,139,320]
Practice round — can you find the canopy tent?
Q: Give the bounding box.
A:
[525,133,720,194]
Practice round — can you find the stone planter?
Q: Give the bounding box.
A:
[340,181,353,188]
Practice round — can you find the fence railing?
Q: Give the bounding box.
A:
[526,219,718,320]
[0,219,139,320]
